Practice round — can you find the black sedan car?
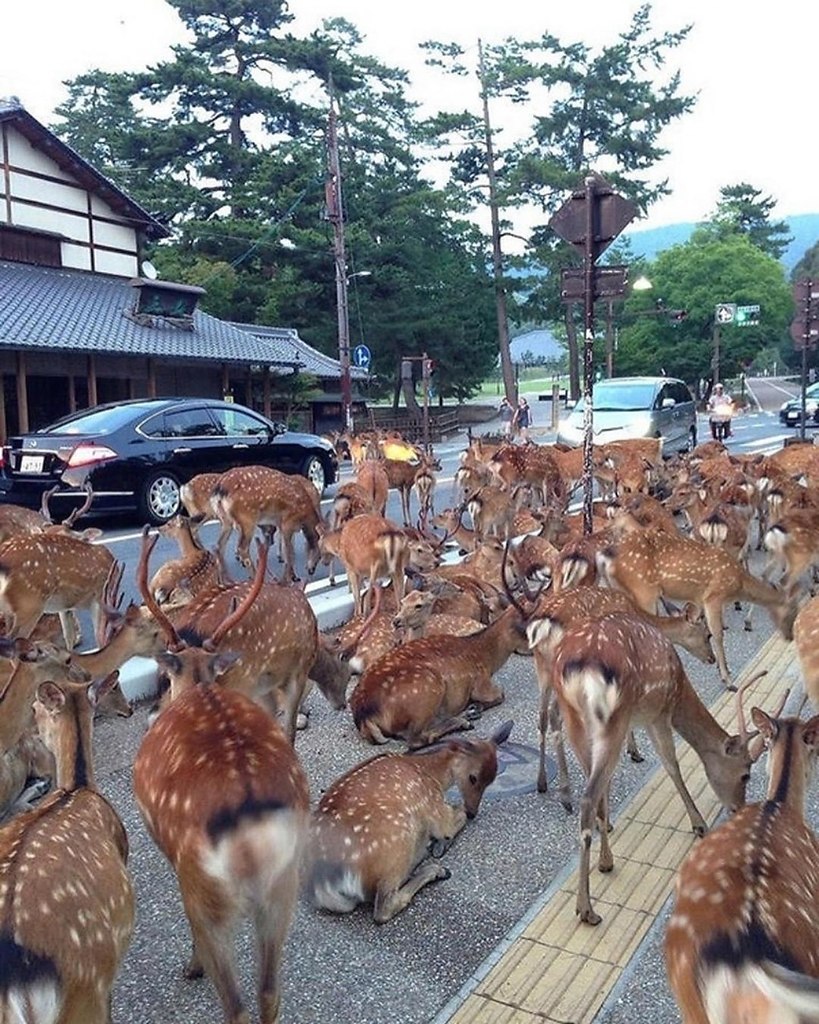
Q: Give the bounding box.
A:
[0,397,338,525]
[779,382,819,427]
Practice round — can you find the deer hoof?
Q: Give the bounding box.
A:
[577,907,602,927]
[464,704,483,721]
[184,958,204,980]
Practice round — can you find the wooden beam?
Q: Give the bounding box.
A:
[15,352,28,432]
[147,358,156,398]
[222,364,231,401]
[87,353,98,407]
[0,374,7,444]
[245,370,252,408]
[263,368,271,420]
[67,375,77,412]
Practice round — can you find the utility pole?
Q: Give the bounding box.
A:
[478,39,516,406]
[326,95,353,432]
[422,352,431,454]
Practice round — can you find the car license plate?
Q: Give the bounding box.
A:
[19,455,44,473]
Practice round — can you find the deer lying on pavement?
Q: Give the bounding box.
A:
[349,605,526,748]
[0,729,54,822]
[548,611,758,925]
[308,720,513,922]
[0,671,134,1023]
[133,580,309,1024]
[665,700,819,1023]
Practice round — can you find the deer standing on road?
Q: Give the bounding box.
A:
[548,611,756,925]
[309,721,513,922]
[0,671,134,1024]
[133,546,310,1024]
[665,703,819,1023]
[319,513,409,617]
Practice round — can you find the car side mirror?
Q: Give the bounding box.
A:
[273,421,287,436]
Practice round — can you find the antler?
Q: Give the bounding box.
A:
[137,526,182,651]
[735,670,768,748]
[500,541,530,618]
[61,482,95,529]
[40,485,60,524]
[97,560,125,646]
[207,539,269,650]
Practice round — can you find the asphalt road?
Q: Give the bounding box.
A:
[68,397,812,1024]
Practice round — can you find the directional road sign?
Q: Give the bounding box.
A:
[560,265,628,302]
[352,344,372,370]
[735,304,760,326]
[715,303,736,325]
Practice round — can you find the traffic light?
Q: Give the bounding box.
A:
[669,309,688,323]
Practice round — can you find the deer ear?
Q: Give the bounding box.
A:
[491,719,513,746]
[89,671,121,709]
[751,706,778,744]
[802,715,819,751]
[36,681,66,713]
[210,651,241,678]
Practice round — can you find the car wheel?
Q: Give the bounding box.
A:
[302,455,326,495]
[139,471,181,525]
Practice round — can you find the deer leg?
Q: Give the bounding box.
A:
[703,598,733,688]
[373,861,452,923]
[468,675,504,709]
[280,528,298,584]
[57,984,111,1024]
[541,693,573,811]
[58,609,79,651]
[406,716,473,749]
[256,866,298,1024]
[347,570,362,617]
[182,896,247,1024]
[429,804,468,857]
[626,729,644,763]
[644,719,707,835]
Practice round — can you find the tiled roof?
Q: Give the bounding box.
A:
[230,322,367,380]
[0,261,302,367]
[0,98,167,239]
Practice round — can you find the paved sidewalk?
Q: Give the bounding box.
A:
[434,632,800,1024]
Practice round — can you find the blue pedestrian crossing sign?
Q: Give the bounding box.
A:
[352,344,372,370]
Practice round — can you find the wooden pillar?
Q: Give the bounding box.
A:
[16,351,28,432]
[147,358,156,398]
[263,368,271,420]
[87,354,98,408]
[67,375,77,413]
[244,370,253,409]
[222,363,231,401]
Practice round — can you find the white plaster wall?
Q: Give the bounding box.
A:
[5,130,74,182]
[9,169,87,212]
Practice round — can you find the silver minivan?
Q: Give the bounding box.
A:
[556,376,697,454]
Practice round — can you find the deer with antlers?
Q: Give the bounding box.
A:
[546,611,758,925]
[133,558,310,1024]
[0,524,116,649]
[601,523,797,688]
[308,720,512,922]
[665,700,819,1023]
[349,604,526,748]
[0,670,134,1023]
[138,530,342,743]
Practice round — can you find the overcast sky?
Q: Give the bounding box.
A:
[3,0,816,233]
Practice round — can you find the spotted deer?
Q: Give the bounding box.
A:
[318,513,409,617]
[0,528,116,649]
[548,611,757,925]
[665,703,819,1024]
[331,481,378,528]
[148,513,225,604]
[526,587,715,801]
[133,580,310,1024]
[0,729,54,821]
[355,458,390,516]
[138,530,338,743]
[0,637,90,753]
[488,444,567,510]
[179,471,222,524]
[212,464,322,582]
[382,453,440,526]
[0,671,134,1024]
[0,501,48,544]
[349,605,527,748]
[308,720,513,922]
[762,508,819,599]
[602,524,797,687]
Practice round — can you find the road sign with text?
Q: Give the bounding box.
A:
[560,265,628,302]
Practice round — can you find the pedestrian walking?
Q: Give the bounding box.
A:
[513,397,531,443]
[499,397,514,438]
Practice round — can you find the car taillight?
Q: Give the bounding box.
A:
[66,444,118,468]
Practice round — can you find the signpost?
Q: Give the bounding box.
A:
[791,278,819,440]
[352,344,371,370]
[549,173,637,534]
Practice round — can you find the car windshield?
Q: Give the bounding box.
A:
[42,404,143,435]
[574,382,657,413]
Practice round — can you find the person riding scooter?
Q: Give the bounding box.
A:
[707,382,734,441]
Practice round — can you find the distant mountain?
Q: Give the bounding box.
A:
[508,328,563,362]
[625,213,819,273]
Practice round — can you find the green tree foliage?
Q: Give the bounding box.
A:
[615,234,791,383]
[793,240,819,282]
[694,184,793,261]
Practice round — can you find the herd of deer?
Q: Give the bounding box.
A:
[0,427,818,1023]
